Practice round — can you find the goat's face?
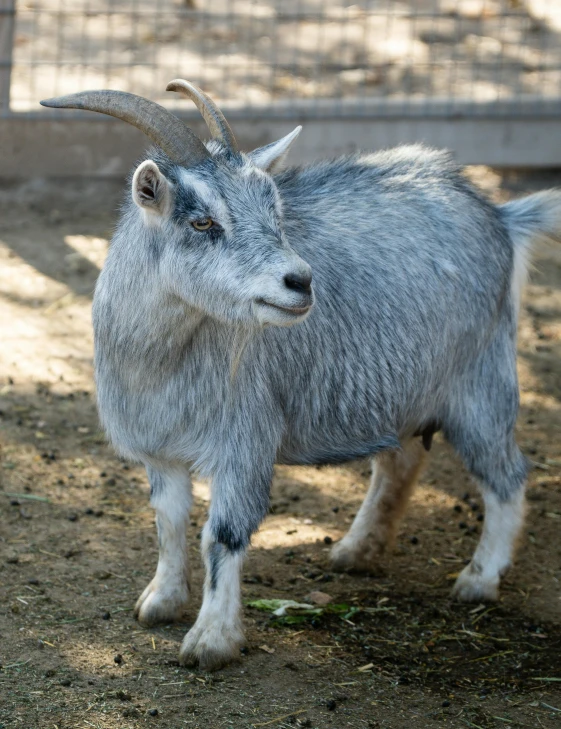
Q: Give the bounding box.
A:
[131,131,313,327]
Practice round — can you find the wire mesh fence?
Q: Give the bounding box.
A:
[2,0,561,119]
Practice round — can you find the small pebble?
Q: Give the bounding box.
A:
[114,654,123,665]
[28,578,40,585]
[148,709,159,717]
[306,591,332,606]
[323,536,333,545]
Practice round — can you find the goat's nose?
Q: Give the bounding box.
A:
[284,271,312,295]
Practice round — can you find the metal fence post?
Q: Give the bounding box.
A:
[0,0,15,117]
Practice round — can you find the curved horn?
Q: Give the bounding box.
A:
[166,79,238,152]
[40,90,210,167]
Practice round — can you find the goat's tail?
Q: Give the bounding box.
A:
[499,189,561,305]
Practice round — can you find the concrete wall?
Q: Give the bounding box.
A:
[2,114,561,181]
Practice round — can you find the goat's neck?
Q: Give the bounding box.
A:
[96,264,208,373]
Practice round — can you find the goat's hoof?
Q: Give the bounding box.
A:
[330,538,383,574]
[179,623,245,671]
[452,564,501,602]
[134,579,189,627]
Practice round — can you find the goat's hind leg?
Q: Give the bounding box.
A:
[450,430,527,601]
[453,482,525,601]
[446,346,528,602]
[331,439,425,572]
[135,464,192,626]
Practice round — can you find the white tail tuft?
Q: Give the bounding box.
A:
[500,189,561,311]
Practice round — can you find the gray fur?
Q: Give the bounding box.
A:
[92,138,561,665]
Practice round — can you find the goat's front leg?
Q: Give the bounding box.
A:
[179,465,272,671]
[135,465,192,626]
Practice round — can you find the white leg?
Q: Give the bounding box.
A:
[453,487,525,601]
[179,524,245,671]
[331,440,425,572]
[135,465,192,626]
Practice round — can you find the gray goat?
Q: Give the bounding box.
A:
[41,81,561,671]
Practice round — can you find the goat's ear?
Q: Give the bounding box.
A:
[248,126,302,172]
[132,160,172,215]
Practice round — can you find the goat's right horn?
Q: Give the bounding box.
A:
[40,90,210,167]
[166,79,238,152]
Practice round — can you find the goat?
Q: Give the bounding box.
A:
[41,81,561,671]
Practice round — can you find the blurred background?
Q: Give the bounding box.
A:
[1,0,561,177]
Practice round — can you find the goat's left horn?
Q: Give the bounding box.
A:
[39,90,210,168]
[166,79,238,152]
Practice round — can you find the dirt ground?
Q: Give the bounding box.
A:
[0,167,560,728]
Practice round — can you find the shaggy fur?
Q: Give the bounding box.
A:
[92,138,561,670]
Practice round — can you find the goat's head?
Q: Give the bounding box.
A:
[40,81,313,327]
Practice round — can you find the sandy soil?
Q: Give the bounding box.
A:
[0,167,560,728]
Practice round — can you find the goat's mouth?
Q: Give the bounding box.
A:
[256,299,312,316]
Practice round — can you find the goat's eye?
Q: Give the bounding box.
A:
[192,218,214,231]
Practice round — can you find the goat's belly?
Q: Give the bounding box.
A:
[277,433,400,467]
